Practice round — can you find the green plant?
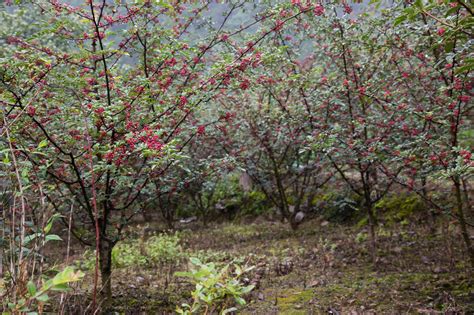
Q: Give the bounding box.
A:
[1,212,80,313]
[77,233,183,270]
[355,232,368,244]
[191,249,233,264]
[112,242,148,268]
[374,193,424,223]
[320,195,360,223]
[3,266,84,314]
[75,249,96,271]
[147,233,183,265]
[175,258,255,315]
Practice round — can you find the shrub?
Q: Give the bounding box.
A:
[147,233,183,265]
[112,242,148,268]
[175,258,255,314]
[77,233,183,270]
[3,266,84,314]
[374,193,425,223]
[314,193,360,223]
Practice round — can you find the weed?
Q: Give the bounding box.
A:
[175,258,255,314]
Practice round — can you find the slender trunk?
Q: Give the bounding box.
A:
[166,211,174,230]
[462,178,472,217]
[361,168,377,264]
[421,176,436,233]
[362,184,377,264]
[99,240,113,304]
[142,207,153,222]
[367,203,377,264]
[197,194,208,227]
[453,177,474,270]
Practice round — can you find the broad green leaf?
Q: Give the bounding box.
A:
[27,281,37,296]
[35,294,49,302]
[38,139,48,148]
[45,234,62,242]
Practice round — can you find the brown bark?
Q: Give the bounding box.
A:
[99,241,113,304]
[453,177,474,270]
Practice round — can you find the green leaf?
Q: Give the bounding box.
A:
[174,271,192,278]
[394,15,407,26]
[189,257,202,265]
[38,139,48,148]
[235,265,242,276]
[51,283,71,292]
[45,234,62,242]
[27,281,37,296]
[241,284,255,294]
[414,0,423,9]
[35,294,49,302]
[51,266,84,286]
[455,64,474,74]
[44,213,62,234]
[2,154,10,164]
[444,41,454,53]
[23,232,41,246]
[235,296,246,305]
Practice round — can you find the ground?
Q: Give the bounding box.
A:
[54,217,473,314]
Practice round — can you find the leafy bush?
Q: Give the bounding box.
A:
[77,233,183,270]
[314,193,360,223]
[241,190,270,216]
[190,249,233,264]
[3,266,84,314]
[175,258,255,314]
[1,213,83,313]
[112,242,148,268]
[147,233,183,265]
[374,193,424,223]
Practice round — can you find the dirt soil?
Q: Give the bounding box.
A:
[55,218,474,314]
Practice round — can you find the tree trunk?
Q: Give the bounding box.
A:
[453,177,474,270]
[166,209,174,230]
[99,240,113,304]
[366,203,377,264]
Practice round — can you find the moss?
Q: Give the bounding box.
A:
[220,223,259,238]
[306,270,464,312]
[277,288,314,313]
[374,193,424,223]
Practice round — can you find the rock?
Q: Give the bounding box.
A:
[289,205,295,213]
[179,216,197,224]
[294,211,305,223]
[136,276,146,285]
[433,266,444,273]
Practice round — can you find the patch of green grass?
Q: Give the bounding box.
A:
[277,288,314,313]
[308,269,472,312]
[220,223,260,238]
